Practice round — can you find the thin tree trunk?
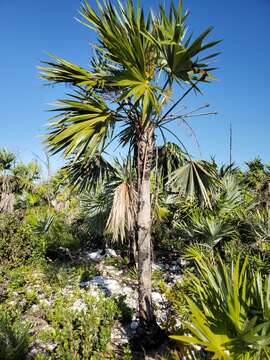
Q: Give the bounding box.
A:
[128,230,137,268]
[137,126,155,326]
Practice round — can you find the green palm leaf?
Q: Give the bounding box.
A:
[45,92,115,158]
[171,252,270,358]
[169,160,217,208]
[39,54,98,89]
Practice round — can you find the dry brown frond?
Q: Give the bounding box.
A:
[0,192,15,213]
[106,181,137,243]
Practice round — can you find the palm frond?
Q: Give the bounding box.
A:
[215,173,244,215]
[65,149,113,192]
[168,160,217,208]
[45,91,115,158]
[39,54,98,89]
[0,149,16,171]
[157,142,188,183]
[80,184,112,238]
[80,0,160,119]
[105,157,137,242]
[106,180,137,243]
[180,214,238,250]
[171,253,270,358]
[144,1,221,86]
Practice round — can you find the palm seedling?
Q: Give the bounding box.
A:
[171,251,270,359]
[177,212,237,253]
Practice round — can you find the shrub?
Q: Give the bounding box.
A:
[25,207,80,258]
[39,292,118,359]
[0,213,43,267]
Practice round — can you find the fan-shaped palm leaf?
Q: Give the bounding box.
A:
[65,148,113,192]
[181,214,238,249]
[45,91,115,159]
[80,183,112,238]
[169,160,217,208]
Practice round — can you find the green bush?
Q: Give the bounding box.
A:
[0,213,43,267]
[39,292,118,359]
[25,207,80,256]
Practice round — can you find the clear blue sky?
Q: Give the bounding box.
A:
[1,0,269,170]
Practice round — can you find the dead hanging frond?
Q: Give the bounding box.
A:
[0,192,15,213]
[0,175,18,213]
[106,180,137,243]
[0,175,18,193]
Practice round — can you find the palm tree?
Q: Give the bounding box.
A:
[40,0,220,331]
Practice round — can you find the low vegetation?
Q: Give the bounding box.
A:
[1,144,270,359]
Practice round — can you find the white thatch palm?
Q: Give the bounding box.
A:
[40,0,220,329]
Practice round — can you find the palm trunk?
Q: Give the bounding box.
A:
[137,126,155,326]
[128,230,137,268]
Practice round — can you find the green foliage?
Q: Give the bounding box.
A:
[249,208,270,243]
[40,293,118,359]
[179,213,238,250]
[169,160,218,208]
[214,173,244,216]
[25,207,80,254]
[117,296,134,324]
[0,213,43,267]
[8,270,27,291]
[80,186,111,243]
[0,309,29,360]
[0,205,80,266]
[0,149,16,171]
[245,157,270,191]
[12,161,40,191]
[79,266,101,283]
[171,252,270,359]
[157,142,187,184]
[80,157,137,245]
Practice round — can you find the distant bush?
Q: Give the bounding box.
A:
[0,213,43,267]
[25,207,80,258]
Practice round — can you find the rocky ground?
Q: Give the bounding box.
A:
[3,247,188,359]
[79,249,184,350]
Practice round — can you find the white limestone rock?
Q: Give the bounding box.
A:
[71,299,87,312]
[86,250,103,261]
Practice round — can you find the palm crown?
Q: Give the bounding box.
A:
[40,0,220,159]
